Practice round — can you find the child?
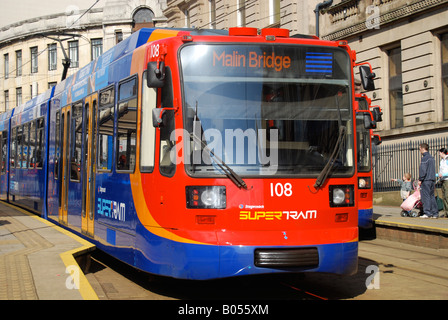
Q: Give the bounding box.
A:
[436,148,448,217]
[391,173,413,214]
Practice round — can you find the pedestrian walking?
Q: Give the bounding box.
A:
[436,148,448,217]
[418,143,438,218]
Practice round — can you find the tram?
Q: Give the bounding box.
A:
[355,93,382,229]
[0,27,376,280]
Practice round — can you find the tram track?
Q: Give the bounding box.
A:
[81,238,448,300]
[359,239,448,283]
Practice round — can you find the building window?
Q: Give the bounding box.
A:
[48,82,57,89]
[91,38,103,61]
[48,43,58,71]
[16,87,22,106]
[31,83,38,99]
[388,46,403,129]
[4,54,9,79]
[16,50,22,77]
[68,41,79,68]
[4,91,9,111]
[442,33,448,120]
[115,30,123,44]
[31,47,38,74]
[133,7,155,31]
[237,0,246,27]
[134,8,154,23]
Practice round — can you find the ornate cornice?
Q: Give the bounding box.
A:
[322,0,448,41]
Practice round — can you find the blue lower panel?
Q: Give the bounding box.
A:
[219,241,358,278]
[358,208,374,229]
[107,228,116,245]
[134,224,358,280]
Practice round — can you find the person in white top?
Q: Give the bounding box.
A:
[437,148,448,217]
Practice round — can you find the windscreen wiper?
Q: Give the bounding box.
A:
[314,94,347,189]
[191,103,247,190]
[314,125,346,189]
[190,133,248,189]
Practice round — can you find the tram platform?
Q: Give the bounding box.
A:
[373,205,448,249]
[0,201,98,300]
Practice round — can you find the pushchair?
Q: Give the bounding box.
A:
[400,180,423,217]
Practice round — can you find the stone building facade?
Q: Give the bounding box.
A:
[163,0,320,36]
[319,0,448,144]
[0,0,168,113]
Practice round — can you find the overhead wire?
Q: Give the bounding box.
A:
[0,0,102,81]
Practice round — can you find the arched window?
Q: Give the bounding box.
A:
[133,8,155,31]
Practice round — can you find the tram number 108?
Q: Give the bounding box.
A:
[270,183,293,197]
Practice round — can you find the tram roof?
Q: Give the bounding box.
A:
[52,28,218,103]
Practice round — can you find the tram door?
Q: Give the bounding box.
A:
[58,106,71,225]
[82,94,98,236]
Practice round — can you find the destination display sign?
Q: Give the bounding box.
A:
[181,44,349,80]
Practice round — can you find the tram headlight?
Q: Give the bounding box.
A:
[330,185,354,207]
[186,186,226,209]
[333,188,345,205]
[358,177,371,189]
[201,190,219,206]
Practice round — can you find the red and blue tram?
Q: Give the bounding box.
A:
[4,90,52,212]
[0,27,376,280]
[355,93,382,229]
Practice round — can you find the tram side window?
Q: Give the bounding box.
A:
[23,123,29,169]
[98,86,115,172]
[1,131,6,174]
[36,118,44,169]
[117,77,137,172]
[17,126,23,169]
[159,67,175,177]
[0,133,2,174]
[71,102,83,181]
[10,128,16,168]
[141,72,156,173]
[55,111,60,178]
[35,118,45,169]
[29,121,36,169]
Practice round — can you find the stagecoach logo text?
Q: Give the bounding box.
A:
[239,210,317,221]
